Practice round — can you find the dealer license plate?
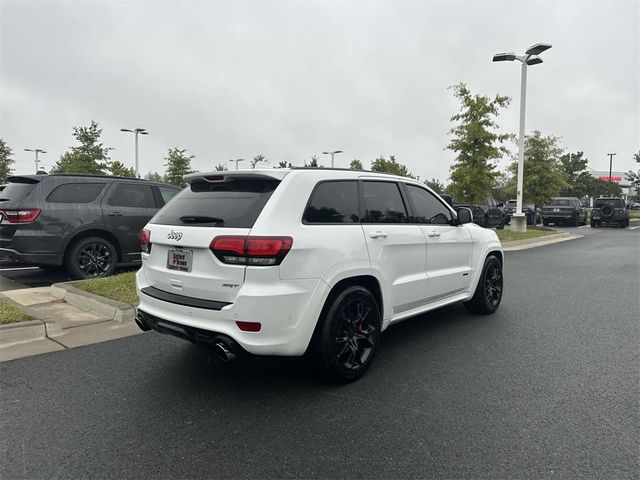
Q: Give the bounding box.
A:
[167,249,192,272]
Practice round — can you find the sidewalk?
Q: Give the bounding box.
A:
[0,231,584,362]
[0,284,141,362]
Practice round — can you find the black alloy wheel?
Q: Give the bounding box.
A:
[314,286,381,383]
[66,236,117,280]
[464,255,503,314]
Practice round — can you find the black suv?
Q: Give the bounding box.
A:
[591,197,630,228]
[541,197,588,226]
[0,174,181,278]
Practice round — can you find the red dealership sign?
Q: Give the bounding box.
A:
[599,176,622,182]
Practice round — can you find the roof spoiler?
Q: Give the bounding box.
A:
[6,176,42,184]
[184,169,290,184]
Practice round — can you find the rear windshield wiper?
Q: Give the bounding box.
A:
[179,216,225,225]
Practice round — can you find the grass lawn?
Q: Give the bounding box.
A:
[0,299,36,325]
[629,209,640,219]
[73,271,138,305]
[496,227,558,243]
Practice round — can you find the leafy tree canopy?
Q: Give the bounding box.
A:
[625,150,640,201]
[214,163,228,171]
[0,138,14,183]
[305,155,322,168]
[277,161,293,168]
[164,148,194,187]
[144,171,165,183]
[370,155,414,178]
[558,151,593,198]
[424,178,445,194]
[507,130,568,208]
[110,160,136,178]
[350,159,363,170]
[50,121,110,175]
[446,83,511,203]
[251,154,267,169]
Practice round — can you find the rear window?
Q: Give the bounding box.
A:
[46,183,105,203]
[0,181,38,203]
[152,178,280,228]
[549,198,572,206]
[594,198,624,208]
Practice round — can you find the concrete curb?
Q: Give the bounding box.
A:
[0,319,46,346]
[502,232,582,251]
[50,282,136,322]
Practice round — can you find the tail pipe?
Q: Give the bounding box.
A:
[213,342,237,362]
[134,309,152,332]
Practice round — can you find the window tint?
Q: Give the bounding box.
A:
[46,183,105,203]
[0,179,39,203]
[406,185,451,224]
[152,178,279,228]
[304,181,359,223]
[159,186,180,205]
[107,184,156,208]
[362,181,408,223]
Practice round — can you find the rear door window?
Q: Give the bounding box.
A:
[304,181,359,223]
[362,181,409,223]
[46,183,105,203]
[107,184,157,208]
[152,178,280,227]
[158,186,180,205]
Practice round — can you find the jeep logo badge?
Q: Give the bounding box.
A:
[167,230,183,241]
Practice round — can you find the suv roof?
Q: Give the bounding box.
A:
[6,173,170,186]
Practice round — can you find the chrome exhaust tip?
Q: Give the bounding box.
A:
[213,342,236,362]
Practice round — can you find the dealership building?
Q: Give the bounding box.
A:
[587,168,636,202]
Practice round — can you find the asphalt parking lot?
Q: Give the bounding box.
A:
[0,226,638,479]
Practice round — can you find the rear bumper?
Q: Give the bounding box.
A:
[542,213,575,220]
[135,269,330,356]
[0,247,62,266]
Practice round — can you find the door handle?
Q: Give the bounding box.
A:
[369,231,388,239]
[427,231,440,237]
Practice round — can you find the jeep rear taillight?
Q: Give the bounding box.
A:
[210,236,293,266]
[139,229,151,253]
[0,209,41,224]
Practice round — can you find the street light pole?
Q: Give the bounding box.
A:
[607,153,616,183]
[120,128,148,178]
[493,43,552,233]
[24,148,47,173]
[322,150,343,168]
[229,158,245,170]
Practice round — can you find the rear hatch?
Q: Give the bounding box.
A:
[0,176,42,243]
[141,172,284,303]
[543,198,573,215]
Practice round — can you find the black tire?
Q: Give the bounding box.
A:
[526,213,533,225]
[619,219,626,228]
[542,219,549,227]
[65,236,117,280]
[464,255,503,315]
[590,220,596,228]
[313,286,382,383]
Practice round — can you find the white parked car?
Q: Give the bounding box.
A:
[135,169,504,382]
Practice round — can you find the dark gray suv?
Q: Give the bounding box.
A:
[0,174,181,278]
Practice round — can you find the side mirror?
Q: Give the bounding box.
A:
[626,204,631,210]
[456,207,473,225]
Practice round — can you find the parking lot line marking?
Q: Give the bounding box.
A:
[0,267,40,271]
[578,225,590,229]
[627,226,639,230]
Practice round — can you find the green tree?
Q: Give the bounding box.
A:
[144,171,165,182]
[558,151,593,198]
[110,161,136,177]
[214,163,227,171]
[625,151,640,201]
[350,159,363,170]
[50,121,110,175]
[305,155,321,168]
[164,148,194,187]
[370,155,414,178]
[0,138,14,183]
[507,130,568,210]
[424,178,445,194]
[585,176,622,198]
[492,172,514,202]
[446,83,511,203]
[250,154,267,169]
[277,161,293,168]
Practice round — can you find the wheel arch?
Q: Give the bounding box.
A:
[63,229,123,264]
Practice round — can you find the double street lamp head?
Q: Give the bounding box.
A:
[493,43,552,65]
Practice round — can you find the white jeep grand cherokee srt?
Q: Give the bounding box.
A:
[135,168,503,382]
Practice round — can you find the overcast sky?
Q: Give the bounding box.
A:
[1,0,638,182]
